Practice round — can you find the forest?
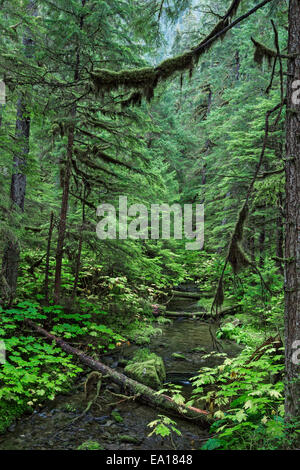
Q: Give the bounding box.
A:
[0,0,299,453]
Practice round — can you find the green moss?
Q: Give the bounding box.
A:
[171,352,187,361]
[77,440,104,450]
[90,0,242,105]
[0,400,30,434]
[90,67,157,95]
[125,354,166,389]
[156,52,194,80]
[251,37,276,66]
[191,347,206,353]
[125,322,162,345]
[128,347,157,364]
[111,410,123,423]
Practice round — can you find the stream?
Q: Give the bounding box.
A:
[0,295,242,450]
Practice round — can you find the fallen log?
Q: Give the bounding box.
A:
[165,311,205,318]
[171,290,210,299]
[213,305,241,316]
[165,305,240,319]
[25,319,210,427]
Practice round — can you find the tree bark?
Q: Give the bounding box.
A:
[10,0,37,212]
[248,233,255,263]
[235,49,240,81]
[284,0,300,420]
[73,186,86,297]
[25,319,210,426]
[2,1,37,304]
[53,143,72,304]
[10,94,29,212]
[44,211,54,303]
[259,217,265,268]
[276,195,284,275]
[53,0,86,304]
[1,237,20,306]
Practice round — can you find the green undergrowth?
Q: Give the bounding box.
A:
[0,303,85,433]
[0,401,30,434]
[77,440,104,450]
[0,293,163,433]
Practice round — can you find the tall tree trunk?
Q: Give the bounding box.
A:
[44,211,54,303]
[10,94,30,211]
[53,142,72,304]
[1,237,20,306]
[53,0,86,304]
[248,232,255,263]
[276,195,284,275]
[259,216,265,268]
[73,186,86,297]
[284,0,300,420]
[10,0,37,211]
[1,1,37,304]
[235,49,240,81]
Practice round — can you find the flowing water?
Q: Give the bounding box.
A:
[0,296,242,450]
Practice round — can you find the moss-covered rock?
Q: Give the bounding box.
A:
[128,347,156,364]
[124,354,166,389]
[77,440,104,450]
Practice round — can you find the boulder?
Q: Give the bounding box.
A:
[124,355,166,389]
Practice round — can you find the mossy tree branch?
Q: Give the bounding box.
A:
[90,0,275,103]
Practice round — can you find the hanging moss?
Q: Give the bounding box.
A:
[227,205,251,274]
[121,91,142,108]
[251,37,276,66]
[233,204,248,243]
[213,278,224,311]
[91,53,195,103]
[202,17,229,46]
[193,0,241,63]
[155,51,194,80]
[212,204,250,313]
[90,67,157,93]
[90,0,243,104]
[227,243,251,274]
